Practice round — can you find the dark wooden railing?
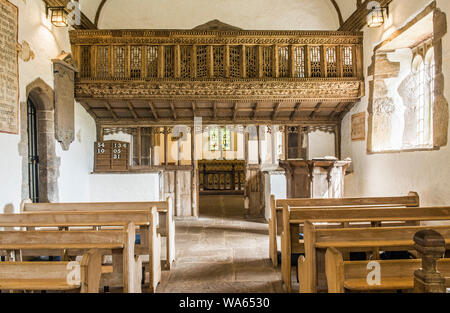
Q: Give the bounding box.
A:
[199,161,245,194]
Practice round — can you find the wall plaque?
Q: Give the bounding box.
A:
[0,0,19,134]
[351,112,366,141]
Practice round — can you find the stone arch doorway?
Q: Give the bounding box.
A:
[21,78,59,203]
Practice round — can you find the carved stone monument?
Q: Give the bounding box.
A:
[0,0,19,134]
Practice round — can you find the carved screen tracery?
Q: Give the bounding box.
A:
[342,46,354,77]
[196,46,208,78]
[96,46,109,79]
[229,46,241,78]
[278,46,289,78]
[113,46,126,79]
[130,46,142,79]
[262,46,273,77]
[310,46,322,78]
[246,46,258,78]
[80,46,91,78]
[326,46,338,77]
[146,46,158,78]
[164,46,175,78]
[180,45,191,78]
[213,46,225,78]
[294,46,306,78]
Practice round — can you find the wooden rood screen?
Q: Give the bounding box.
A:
[199,161,245,194]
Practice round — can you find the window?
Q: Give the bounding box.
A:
[209,127,232,151]
[412,48,434,148]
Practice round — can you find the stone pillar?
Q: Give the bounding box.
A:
[414,229,446,293]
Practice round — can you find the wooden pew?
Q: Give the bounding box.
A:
[0,249,102,293]
[21,197,175,270]
[281,205,450,292]
[269,192,419,267]
[0,209,161,292]
[0,222,140,293]
[325,248,450,293]
[298,223,450,293]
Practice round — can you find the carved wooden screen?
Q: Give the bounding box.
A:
[294,46,305,78]
[310,46,322,78]
[146,46,158,78]
[113,46,126,79]
[197,46,208,78]
[213,46,225,78]
[229,46,241,78]
[180,45,191,78]
[164,46,175,78]
[278,46,289,78]
[130,46,142,78]
[262,46,273,77]
[326,46,338,77]
[80,46,91,78]
[342,46,354,77]
[96,46,109,79]
[246,46,258,78]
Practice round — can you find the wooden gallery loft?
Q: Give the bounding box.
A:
[69,25,364,216]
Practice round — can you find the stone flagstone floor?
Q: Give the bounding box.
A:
[155,195,285,293]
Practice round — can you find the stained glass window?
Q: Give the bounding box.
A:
[209,127,232,151]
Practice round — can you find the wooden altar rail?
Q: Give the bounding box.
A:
[199,164,245,194]
[70,31,363,81]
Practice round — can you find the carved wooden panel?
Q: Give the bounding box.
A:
[326,46,338,77]
[229,46,241,78]
[262,46,273,77]
[294,46,306,78]
[310,46,322,78]
[53,60,75,151]
[96,46,109,79]
[342,46,354,77]
[0,0,19,134]
[246,46,258,78]
[213,46,225,78]
[164,45,175,78]
[113,46,126,79]
[278,46,289,78]
[180,45,191,78]
[146,46,158,78]
[80,46,91,78]
[130,46,142,79]
[196,45,208,78]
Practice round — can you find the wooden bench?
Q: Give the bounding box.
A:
[298,222,450,293]
[0,222,140,293]
[325,248,450,293]
[269,192,419,267]
[0,249,102,293]
[281,205,450,292]
[0,208,161,292]
[21,197,175,270]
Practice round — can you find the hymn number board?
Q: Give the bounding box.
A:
[94,140,129,172]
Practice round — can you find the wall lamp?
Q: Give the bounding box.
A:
[46,4,68,27]
[367,4,390,28]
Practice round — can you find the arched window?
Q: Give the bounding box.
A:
[413,48,434,147]
[209,127,232,151]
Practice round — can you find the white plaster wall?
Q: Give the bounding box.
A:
[0,0,96,212]
[88,0,339,30]
[308,130,336,159]
[89,173,160,202]
[341,0,450,206]
[264,173,286,220]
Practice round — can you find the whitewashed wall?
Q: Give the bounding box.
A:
[80,0,339,30]
[89,173,160,202]
[341,0,450,206]
[0,0,96,212]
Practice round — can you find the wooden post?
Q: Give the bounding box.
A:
[137,127,142,166]
[414,229,446,293]
[158,46,164,79]
[164,127,168,166]
[284,126,289,160]
[225,45,230,78]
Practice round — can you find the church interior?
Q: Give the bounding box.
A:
[1,0,450,295]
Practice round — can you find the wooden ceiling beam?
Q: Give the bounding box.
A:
[272,102,281,121]
[309,102,322,120]
[148,101,158,120]
[127,101,139,121]
[290,102,301,121]
[104,101,118,121]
